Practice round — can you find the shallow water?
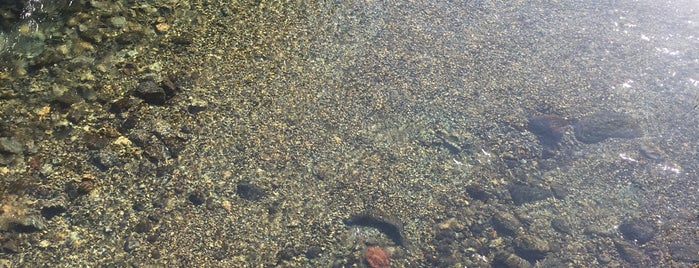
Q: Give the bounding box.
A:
[0,0,698,267]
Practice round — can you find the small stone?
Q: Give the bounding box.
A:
[155,22,169,32]
[188,98,208,114]
[123,237,140,252]
[2,238,19,253]
[89,149,121,171]
[188,191,206,206]
[639,144,664,161]
[55,90,83,107]
[364,246,390,268]
[437,218,463,230]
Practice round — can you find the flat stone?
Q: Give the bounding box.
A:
[614,240,650,266]
[508,184,552,205]
[574,111,642,143]
[669,243,699,262]
[618,218,657,244]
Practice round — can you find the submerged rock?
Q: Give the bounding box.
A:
[618,218,657,244]
[573,111,642,144]
[508,184,552,205]
[527,114,568,147]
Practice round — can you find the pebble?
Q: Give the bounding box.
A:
[573,111,642,144]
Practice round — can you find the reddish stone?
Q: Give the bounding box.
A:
[365,246,390,268]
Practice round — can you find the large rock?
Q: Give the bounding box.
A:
[574,111,642,143]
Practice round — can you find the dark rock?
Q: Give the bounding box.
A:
[0,137,23,154]
[305,246,322,259]
[109,96,139,114]
[527,114,568,147]
[508,184,552,205]
[134,220,153,234]
[236,180,267,201]
[146,234,159,243]
[40,205,66,220]
[134,79,167,105]
[491,212,523,236]
[513,234,550,261]
[465,184,492,201]
[669,243,699,262]
[618,219,657,244]
[614,240,650,266]
[65,178,96,200]
[188,191,206,206]
[128,129,166,163]
[574,111,642,144]
[549,182,570,199]
[344,210,406,247]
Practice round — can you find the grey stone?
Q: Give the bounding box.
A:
[574,111,642,143]
[614,240,650,266]
[492,212,523,236]
[513,234,550,261]
[0,137,23,154]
